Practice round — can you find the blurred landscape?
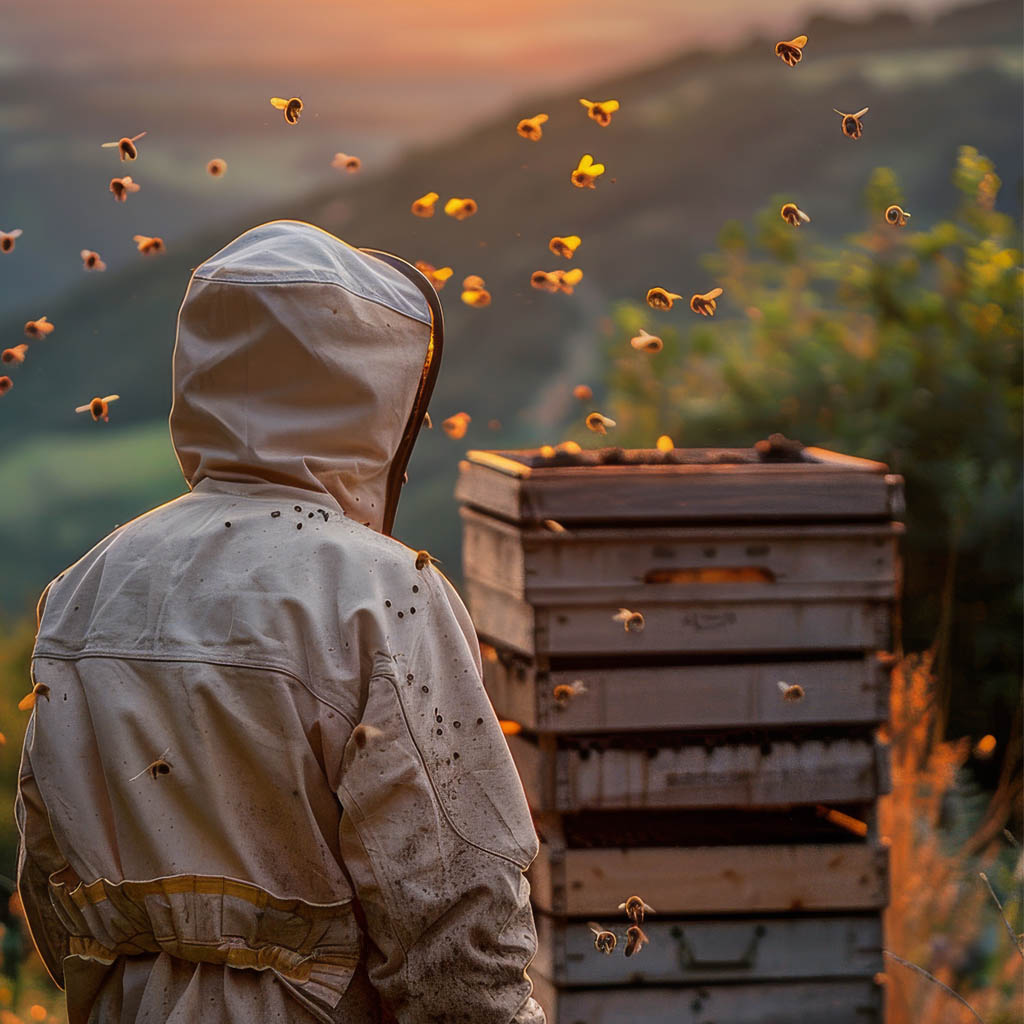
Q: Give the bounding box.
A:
[0,0,1020,618]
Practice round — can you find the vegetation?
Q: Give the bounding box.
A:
[597,147,1022,749]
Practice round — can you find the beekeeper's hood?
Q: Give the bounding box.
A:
[169,220,442,535]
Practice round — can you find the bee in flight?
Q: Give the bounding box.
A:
[2,345,28,365]
[624,925,650,958]
[516,113,549,140]
[443,411,471,439]
[549,235,581,259]
[619,895,656,925]
[415,550,441,570]
[885,204,911,227]
[656,435,674,452]
[775,34,808,66]
[587,923,617,954]
[0,228,23,253]
[101,131,147,161]
[780,202,811,227]
[81,249,106,271]
[133,235,165,255]
[414,262,454,291]
[331,153,361,173]
[206,158,227,177]
[690,288,723,317]
[76,394,120,422]
[573,384,593,402]
[109,176,141,202]
[630,329,663,353]
[129,748,173,782]
[444,197,478,221]
[461,276,491,307]
[18,682,50,711]
[613,608,645,632]
[579,98,620,127]
[0,376,11,395]
[24,316,54,340]
[270,97,303,124]
[586,411,615,434]
[571,154,605,189]
[411,192,440,218]
[834,107,869,139]
[778,680,805,702]
[646,287,682,310]
[552,679,587,706]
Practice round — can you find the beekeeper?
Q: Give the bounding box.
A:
[15,220,545,1024]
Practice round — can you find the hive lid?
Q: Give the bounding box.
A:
[455,445,903,525]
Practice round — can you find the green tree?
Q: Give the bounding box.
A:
[599,147,1023,745]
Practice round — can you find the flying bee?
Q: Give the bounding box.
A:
[554,268,583,295]
[630,329,663,353]
[461,287,491,307]
[612,608,645,632]
[558,440,582,454]
[270,96,303,124]
[133,234,165,255]
[579,98,620,126]
[423,411,433,429]
[206,158,227,177]
[618,895,656,924]
[415,549,441,570]
[2,344,28,365]
[656,434,674,452]
[444,197,478,221]
[624,925,650,957]
[516,113,549,140]
[76,394,120,422]
[350,723,385,750]
[24,316,54,340]
[414,261,454,290]
[462,274,486,291]
[780,202,811,227]
[0,228,23,252]
[646,287,682,310]
[690,287,723,317]
[543,519,567,533]
[539,445,556,458]
[552,679,587,706]
[442,411,471,439]
[549,235,581,259]
[573,384,593,401]
[129,747,173,782]
[775,34,808,66]
[834,107,869,139]
[331,153,361,173]
[586,411,615,434]
[411,192,440,218]
[885,204,911,227]
[18,682,50,711]
[0,376,11,395]
[101,131,147,161]
[587,922,617,954]
[778,680,805,702]
[109,175,140,202]
[531,270,560,293]
[571,154,604,189]
[81,249,106,271]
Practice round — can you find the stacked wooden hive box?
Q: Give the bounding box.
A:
[455,442,905,1024]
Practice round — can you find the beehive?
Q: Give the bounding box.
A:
[455,444,904,1024]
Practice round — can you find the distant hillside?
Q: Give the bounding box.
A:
[0,0,1021,614]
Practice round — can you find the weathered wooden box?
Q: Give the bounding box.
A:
[455,444,901,1024]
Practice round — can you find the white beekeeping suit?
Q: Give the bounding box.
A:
[15,220,546,1024]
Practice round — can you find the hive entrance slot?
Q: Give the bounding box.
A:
[644,567,776,584]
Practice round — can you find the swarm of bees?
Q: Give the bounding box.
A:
[579,98,620,127]
[586,411,615,434]
[101,131,147,161]
[885,204,911,227]
[331,153,361,173]
[76,395,120,422]
[549,235,581,259]
[780,202,811,227]
[0,228,23,252]
[571,154,605,189]
[110,176,141,202]
[24,316,54,340]
[690,288,723,317]
[834,107,869,139]
[270,96,303,124]
[630,329,663,353]
[516,113,549,140]
[775,34,808,66]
